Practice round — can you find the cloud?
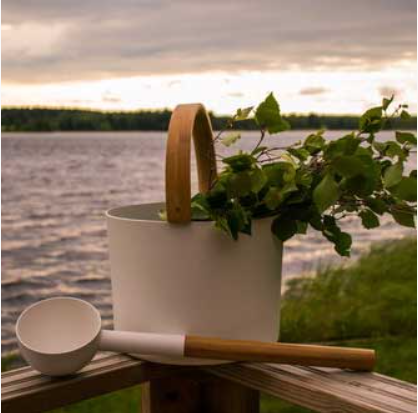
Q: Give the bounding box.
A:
[299,87,329,96]
[2,0,417,84]
[227,92,244,98]
[167,80,181,87]
[102,92,121,103]
[379,86,402,98]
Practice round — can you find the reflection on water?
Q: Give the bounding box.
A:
[2,131,415,353]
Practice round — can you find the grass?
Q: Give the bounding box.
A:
[3,237,416,412]
[265,237,417,413]
[261,336,417,413]
[280,237,417,343]
[53,388,141,413]
[1,353,20,372]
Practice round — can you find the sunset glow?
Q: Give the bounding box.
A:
[2,0,416,114]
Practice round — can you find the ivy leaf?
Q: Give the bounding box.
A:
[304,132,325,155]
[255,93,290,134]
[385,141,406,159]
[227,172,252,197]
[344,177,374,197]
[214,216,230,234]
[390,177,417,202]
[391,208,416,228]
[295,168,313,187]
[382,95,394,111]
[308,207,323,230]
[263,162,295,186]
[400,110,411,120]
[264,187,282,210]
[206,185,228,209]
[365,197,387,215]
[343,155,379,197]
[383,162,403,188]
[225,203,250,240]
[235,106,253,121]
[324,134,361,159]
[355,146,374,158]
[281,182,298,196]
[241,220,252,236]
[359,106,383,133]
[271,215,298,241]
[296,221,308,234]
[395,131,417,146]
[250,168,267,193]
[191,193,211,220]
[313,173,339,213]
[332,155,367,178]
[282,163,296,182]
[191,205,210,220]
[223,153,255,172]
[287,147,310,161]
[372,141,387,154]
[334,232,352,256]
[221,132,241,147]
[322,216,352,256]
[359,209,380,229]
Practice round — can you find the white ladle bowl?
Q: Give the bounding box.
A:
[16,297,102,376]
[16,297,185,376]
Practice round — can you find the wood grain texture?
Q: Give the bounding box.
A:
[206,363,417,413]
[165,103,217,223]
[2,353,415,413]
[142,374,259,413]
[1,353,191,413]
[185,336,376,371]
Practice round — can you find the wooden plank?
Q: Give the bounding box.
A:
[1,353,191,413]
[142,373,259,413]
[2,353,416,413]
[205,363,417,413]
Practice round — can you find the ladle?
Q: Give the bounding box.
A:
[16,297,375,376]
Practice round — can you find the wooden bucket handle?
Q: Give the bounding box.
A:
[165,104,217,223]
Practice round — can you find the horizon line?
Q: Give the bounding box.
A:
[2,105,417,118]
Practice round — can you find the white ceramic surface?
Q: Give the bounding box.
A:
[106,202,283,365]
[16,297,189,376]
[16,297,101,376]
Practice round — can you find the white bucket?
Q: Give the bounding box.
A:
[106,203,282,365]
[106,104,283,365]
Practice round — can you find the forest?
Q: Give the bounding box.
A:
[2,107,417,132]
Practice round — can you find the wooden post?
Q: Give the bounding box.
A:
[141,373,259,413]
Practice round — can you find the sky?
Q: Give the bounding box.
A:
[1,0,417,114]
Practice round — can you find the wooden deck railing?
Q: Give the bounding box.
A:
[2,352,416,413]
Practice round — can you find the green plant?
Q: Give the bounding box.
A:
[164,93,417,256]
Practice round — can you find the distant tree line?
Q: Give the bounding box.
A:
[2,107,416,132]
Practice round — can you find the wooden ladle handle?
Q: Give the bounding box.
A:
[184,336,376,371]
[165,104,217,223]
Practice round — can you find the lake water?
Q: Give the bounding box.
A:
[2,131,415,354]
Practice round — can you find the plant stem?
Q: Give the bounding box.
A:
[213,118,235,143]
[253,128,266,152]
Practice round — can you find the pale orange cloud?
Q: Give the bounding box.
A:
[2,0,416,113]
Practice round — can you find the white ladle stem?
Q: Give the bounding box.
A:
[99,330,185,357]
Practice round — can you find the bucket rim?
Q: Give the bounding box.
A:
[106,202,275,225]
[106,202,202,225]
